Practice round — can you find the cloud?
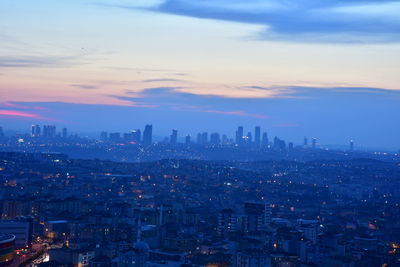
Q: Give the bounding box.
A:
[114,0,400,43]
[1,102,47,110]
[0,56,78,68]
[117,87,269,119]
[0,109,42,119]
[142,78,185,83]
[70,84,99,90]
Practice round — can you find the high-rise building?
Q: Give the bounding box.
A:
[201,132,208,145]
[170,129,178,145]
[31,125,41,137]
[185,135,191,145]
[247,132,252,144]
[143,125,152,145]
[304,137,308,147]
[244,201,271,232]
[312,138,317,149]
[262,132,268,146]
[0,126,4,138]
[254,126,261,146]
[350,140,354,151]
[288,142,294,151]
[222,134,229,144]
[217,209,239,238]
[235,126,244,145]
[100,131,108,141]
[43,125,56,138]
[131,129,141,143]
[210,133,220,145]
[197,133,202,145]
[109,132,121,142]
[273,137,286,150]
[62,128,68,139]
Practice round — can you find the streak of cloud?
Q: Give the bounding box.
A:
[109,0,400,43]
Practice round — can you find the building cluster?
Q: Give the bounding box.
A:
[0,152,399,266]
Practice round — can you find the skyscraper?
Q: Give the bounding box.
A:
[201,132,208,145]
[254,126,261,146]
[210,133,220,145]
[143,125,152,145]
[170,129,178,145]
[131,129,141,143]
[350,140,354,151]
[235,126,244,145]
[43,125,56,138]
[185,135,191,145]
[262,132,268,146]
[197,133,202,145]
[247,132,252,144]
[288,142,294,151]
[62,128,68,139]
[0,126,4,138]
[312,138,317,149]
[31,125,41,137]
[304,137,308,147]
[100,131,108,141]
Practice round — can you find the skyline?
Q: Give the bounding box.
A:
[0,122,391,152]
[1,0,400,149]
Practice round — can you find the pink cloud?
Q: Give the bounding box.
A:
[2,101,46,110]
[0,109,41,119]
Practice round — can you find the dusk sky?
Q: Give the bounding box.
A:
[1,0,399,149]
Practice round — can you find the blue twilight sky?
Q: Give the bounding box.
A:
[0,0,399,149]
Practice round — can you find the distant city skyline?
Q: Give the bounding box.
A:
[0,122,391,152]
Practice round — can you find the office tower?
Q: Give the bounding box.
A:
[304,137,308,147]
[235,126,244,145]
[247,132,252,144]
[109,132,121,142]
[62,128,68,139]
[0,126,4,138]
[312,138,317,149]
[273,137,280,149]
[170,129,178,145]
[201,132,208,145]
[131,129,141,143]
[222,134,228,144]
[185,135,191,145]
[254,126,261,146]
[210,133,220,145]
[350,140,354,151]
[100,131,108,141]
[43,125,56,138]
[197,133,202,145]
[274,137,286,150]
[31,124,41,137]
[288,142,294,151]
[123,132,132,141]
[143,125,152,145]
[262,132,268,146]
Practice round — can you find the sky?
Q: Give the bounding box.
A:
[0,0,400,149]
